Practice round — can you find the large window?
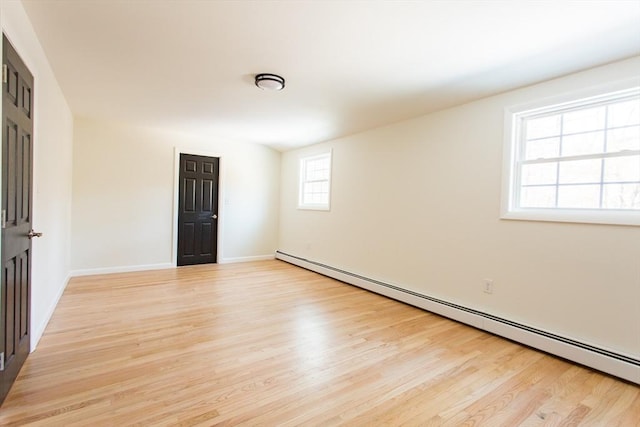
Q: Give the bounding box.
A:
[299,151,332,210]
[502,85,640,226]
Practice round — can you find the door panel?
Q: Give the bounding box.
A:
[184,178,196,212]
[200,223,212,255]
[177,154,219,266]
[182,223,195,256]
[1,35,34,405]
[4,260,14,361]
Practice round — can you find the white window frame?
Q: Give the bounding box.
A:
[298,150,332,211]
[501,81,640,226]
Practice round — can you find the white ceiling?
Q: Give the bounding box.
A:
[20,0,640,151]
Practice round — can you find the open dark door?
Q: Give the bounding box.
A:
[177,154,219,266]
[1,35,37,405]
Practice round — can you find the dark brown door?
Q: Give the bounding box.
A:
[177,154,219,266]
[1,36,34,405]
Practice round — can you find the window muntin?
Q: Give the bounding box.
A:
[299,151,331,210]
[504,86,640,225]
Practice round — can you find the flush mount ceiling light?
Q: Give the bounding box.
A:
[255,73,285,91]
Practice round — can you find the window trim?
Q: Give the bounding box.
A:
[298,150,332,211]
[501,80,640,226]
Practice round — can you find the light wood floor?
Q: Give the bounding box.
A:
[0,260,638,426]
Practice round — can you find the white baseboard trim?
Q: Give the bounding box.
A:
[218,254,275,264]
[70,262,175,277]
[70,256,276,276]
[31,273,71,352]
[276,250,640,385]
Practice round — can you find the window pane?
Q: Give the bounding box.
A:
[558,159,601,184]
[526,115,561,139]
[521,162,557,185]
[306,160,328,181]
[303,183,312,199]
[603,183,640,209]
[603,155,640,182]
[520,186,556,208]
[304,162,313,180]
[563,106,606,134]
[557,185,600,209]
[315,170,325,181]
[314,182,325,193]
[608,99,640,127]
[561,131,604,157]
[525,137,559,160]
[302,179,329,204]
[607,126,640,152]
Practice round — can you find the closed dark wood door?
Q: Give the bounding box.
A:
[177,154,219,266]
[1,36,34,405]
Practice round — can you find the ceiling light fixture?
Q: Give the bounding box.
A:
[255,73,285,91]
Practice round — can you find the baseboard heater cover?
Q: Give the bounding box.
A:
[275,250,640,385]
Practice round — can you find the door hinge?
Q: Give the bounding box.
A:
[1,209,6,229]
[0,352,4,371]
[2,64,7,84]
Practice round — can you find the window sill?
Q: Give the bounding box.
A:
[298,205,330,211]
[501,209,640,226]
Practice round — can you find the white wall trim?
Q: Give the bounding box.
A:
[70,262,174,277]
[172,147,225,267]
[31,273,71,351]
[219,254,275,264]
[276,251,640,385]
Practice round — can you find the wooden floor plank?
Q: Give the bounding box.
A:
[0,260,637,425]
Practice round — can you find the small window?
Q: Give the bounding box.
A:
[299,151,332,210]
[502,85,640,226]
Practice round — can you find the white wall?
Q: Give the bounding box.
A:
[1,1,74,349]
[279,56,640,359]
[71,118,280,273]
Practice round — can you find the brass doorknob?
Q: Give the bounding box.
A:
[27,229,43,239]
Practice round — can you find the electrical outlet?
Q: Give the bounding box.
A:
[483,279,493,294]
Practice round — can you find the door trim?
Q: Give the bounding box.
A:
[172,147,224,266]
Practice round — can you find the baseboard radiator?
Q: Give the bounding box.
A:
[275,251,640,385]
